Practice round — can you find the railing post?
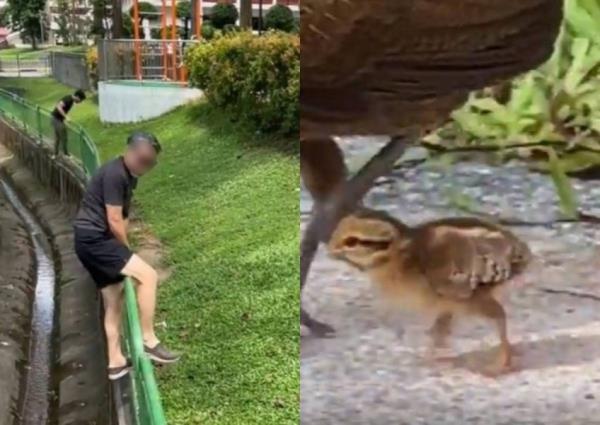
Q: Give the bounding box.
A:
[101,40,106,82]
[36,106,43,144]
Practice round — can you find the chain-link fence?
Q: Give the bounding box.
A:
[50,52,91,90]
[98,39,196,83]
[0,55,50,76]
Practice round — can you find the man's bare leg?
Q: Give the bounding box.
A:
[101,282,127,367]
[121,254,160,347]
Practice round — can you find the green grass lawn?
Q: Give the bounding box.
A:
[0,46,86,59]
[0,77,299,425]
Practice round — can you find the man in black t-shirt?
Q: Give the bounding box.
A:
[51,89,86,157]
[74,131,180,380]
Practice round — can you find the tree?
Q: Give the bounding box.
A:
[71,0,92,44]
[91,0,109,38]
[55,0,70,44]
[129,1,157,20]
[176,0,191,39]
[7,0,46,49]
[111,0,123,38]
[0,6,10,28]
[239,0,251,29]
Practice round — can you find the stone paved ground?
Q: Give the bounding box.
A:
[301,138,600,425]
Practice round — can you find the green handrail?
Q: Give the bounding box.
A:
[0,88,167,425]
[123,278,168,424]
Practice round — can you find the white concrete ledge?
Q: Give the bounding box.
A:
[98,80,203,123]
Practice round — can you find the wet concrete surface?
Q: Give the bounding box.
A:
[301,138,600,425]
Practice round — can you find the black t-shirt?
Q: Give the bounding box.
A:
[74,157,138,235]
[51,95,74,121]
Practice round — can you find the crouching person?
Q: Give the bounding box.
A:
[74,131,180,380]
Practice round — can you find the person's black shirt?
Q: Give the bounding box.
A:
[74,157,138,235]
[51,95,74,121]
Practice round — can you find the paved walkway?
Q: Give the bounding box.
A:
[301,138,600,425]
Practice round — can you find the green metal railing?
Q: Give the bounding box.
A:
[0,88,100,177]
[123,279,168,424]
[0,88,167,425]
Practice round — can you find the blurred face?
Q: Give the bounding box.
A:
[73,95,83,103]
[125,142,158,176]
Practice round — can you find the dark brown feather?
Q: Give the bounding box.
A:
[301,0,563,137]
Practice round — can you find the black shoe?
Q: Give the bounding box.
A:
[144,343,181,364]
[108,359,132,380]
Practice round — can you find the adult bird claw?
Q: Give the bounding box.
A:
[307,319,336,338]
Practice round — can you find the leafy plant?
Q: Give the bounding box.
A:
[264,4,295,33]
[201,22,215,40]
[86,47,98,90]
[185,31,299,134]
[429,0,600,216]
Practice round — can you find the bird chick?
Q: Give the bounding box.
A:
[327,208,532,375]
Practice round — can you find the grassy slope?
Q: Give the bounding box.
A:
[0,78,299,425]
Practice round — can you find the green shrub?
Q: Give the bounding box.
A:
[186,31,299,134]
[129,1,158,19]
[265,4,295,32]
[222,23,240,34]
[122,13,133,38]
[149,27,181,39]
[201,22,216,40]
[86,47,98,90]
[210,3,238,29]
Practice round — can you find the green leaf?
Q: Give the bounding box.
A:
[546,148,578,218]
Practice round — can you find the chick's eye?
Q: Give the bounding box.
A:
[344,236,360,247]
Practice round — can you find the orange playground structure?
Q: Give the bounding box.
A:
[130,0,203,82]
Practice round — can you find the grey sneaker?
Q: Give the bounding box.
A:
[108,359,132,381]
[144,343,180,364]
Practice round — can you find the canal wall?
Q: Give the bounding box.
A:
[0,114,112,424]
[0,182,35,425]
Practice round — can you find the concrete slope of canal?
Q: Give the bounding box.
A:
[0,141,112,425]
[0,177,56,425]
[0,171,36,425]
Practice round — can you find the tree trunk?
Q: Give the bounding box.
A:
[111,0,123,38]
[240,0,252,29]
[31,29,38,49]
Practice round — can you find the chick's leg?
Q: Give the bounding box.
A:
[474,296,513,375]
[427,312,453,353]
[300,135,411,336]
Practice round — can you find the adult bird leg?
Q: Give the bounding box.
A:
[300,135,412,336]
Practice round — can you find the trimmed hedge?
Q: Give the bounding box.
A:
[265,4,295,32]
[185,31,299,134]
[210,3,239,29]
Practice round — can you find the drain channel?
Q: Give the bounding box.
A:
[0,178,56,425]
